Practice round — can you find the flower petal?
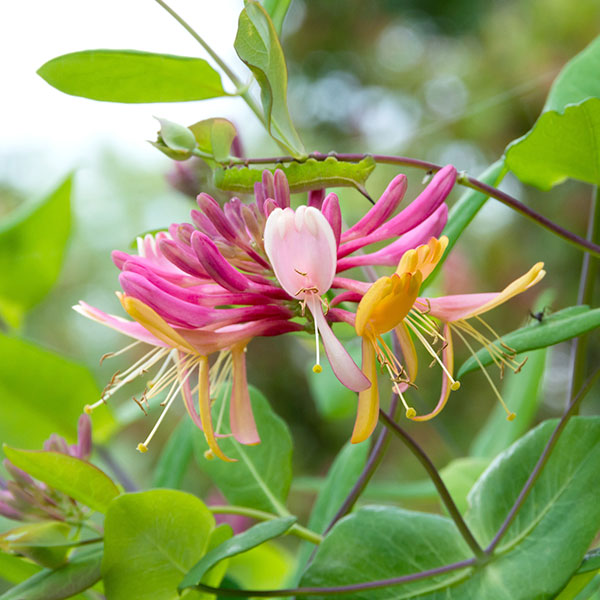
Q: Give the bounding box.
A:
[351,336,379,443]
[230,343,260,445]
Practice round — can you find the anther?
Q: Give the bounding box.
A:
[405,407,417,418]
[451,381,461,391]
[507,412,517,421]
[136,443,148,453]
[312,364,322,374]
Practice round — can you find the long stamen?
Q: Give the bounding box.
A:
[408,308,444,341]
[451,327,516,421]
[100,340,141,364]
[148,349,177,387]
[313,316,322,373]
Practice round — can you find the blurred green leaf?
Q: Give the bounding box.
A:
[38,50,227,103]
[235,1,305,156]
[194,387,293,515]
[201,524,234,600]
[457,305,600,378]
[505,98,600,190]
[438,457,489,514]
[179,516,296,591]
[152,417,196,489]
[189,118,238,163]
[303,417,600,598]
[578,550,600,575]
[0,176,71,328]
[0,547,102,600]
[0,551,41,585]
[556,572,600,600]
[102,490,216,600]
[0,333,115,447]
[155,117,197,157]
[3,447,120,514]
[470,348,547,458]
[262,0,292,35]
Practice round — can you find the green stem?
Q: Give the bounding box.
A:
[568,185,600,411]
[378,411,486,561]
[208,505,323,545]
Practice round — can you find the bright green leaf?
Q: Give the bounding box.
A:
[38,50,227,103]
[234,1,305,156]
[457,305,600,378]
[0,176,71,328]
[0,551,41,585]
[189,118,238,163]
[556,572,600,600]
[156,117,197,154]
[438,457,489,515]
[262,0,292,35]
[0,548,102,600]
[3,447,120,514]
[102,490,216,600]
[179,516,296,591]
[578,549,600,575]
[194,387,293,515]
[505,98,600,189]
[152,417,196,489]
[0,333,115,447]
[201,524,234,599]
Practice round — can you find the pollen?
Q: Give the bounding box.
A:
[136,443,148,453]
[312,364,323,374]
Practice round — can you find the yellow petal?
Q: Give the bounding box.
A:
[351,336,380,444]
[396,236,448,280]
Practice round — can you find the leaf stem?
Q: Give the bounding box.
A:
[378,410,486,560]
[568,185,600,411]
[208,505,323,545]
[224,152,600,257]
[485,367,600,555]
[191,557,476,596]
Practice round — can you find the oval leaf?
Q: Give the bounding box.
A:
[2,446,119,514]
[189,118,238,163]
[457,305,600,378]
[179,516,296,591]
[38,50,226,103]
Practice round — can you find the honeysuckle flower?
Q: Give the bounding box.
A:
[75,166,457,458]
[351,236,545,441]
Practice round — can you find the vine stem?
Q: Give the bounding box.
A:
[208,505,323,545]
[190,557,476,597]
[226,152,600,257]
[378,410,486,560]
[568,185,600,411]
[485,367,600,554]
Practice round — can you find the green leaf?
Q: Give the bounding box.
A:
[3,447,120,514]
[0,333,115,447]
[102,490,216,600]
[505,98,600,190]
[438,457,489,514]
[179,516,296,591]
[470,349,547,458]
[457,305,600,378]
[0,551,41,585]
[578,549,600,575]
[201,524,234,598]
[152,417,196,489]
[262,0,292,35]
[194,387,293,515]
[38,50,227,103]
[189,118,238,163]
[234,1,304,156]
[556,573,600,600]
[0,176,72,328]
[215,156,376,194]
[0,548,102,600]
[155,117,197,158]
[303,417,600,598]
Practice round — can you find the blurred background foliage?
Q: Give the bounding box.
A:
[0,0,599,574]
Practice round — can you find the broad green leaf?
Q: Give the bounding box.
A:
[234,1,304,156]
[179,516,296,591]
[578,549,600,575]
[302,417,600,599]
[194,387,293,515]
[152,417,196,489]
[0,551,41,584]
[543,35,600,113]
[0,547,102,600]
[0,176,71,328]
[438,457,489,514]
[102,490,216,600]
[557,572,600,600]
[3,447,119,514]
[262,0,292,35]
[0,333,115,447]
[227,541,294,589]
[505,98,600,189]
[457,305,600,378]
[215,156,376,194]
[189,118,238,163]
[470,348,547,458]
[38,50,226,103]
[425,160,506,289]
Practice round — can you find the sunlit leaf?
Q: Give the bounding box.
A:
[0,551,41,585]
[262,0,292,35]
[0,176,71,328]
[38,50,227,103]
[179,517,296,591]
[189,118,238,163]
[3,447,120,514]
[102,490,216,600]
[457,305,600,378]
[235,1,305,156]
[0,333,115,447]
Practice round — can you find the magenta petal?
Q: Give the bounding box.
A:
[230,344,260,445]
[159,239,210,279]
[308,189,326,209]
[322,193,342,248]
[423,293,498,322]
[341,174,407,242]
[274,169,291,208]
[197,193,238,242]
[306,295,370,392]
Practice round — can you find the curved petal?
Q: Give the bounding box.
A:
[230,343,260,445]
[351,336,379,443]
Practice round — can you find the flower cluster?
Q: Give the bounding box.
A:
[76,166,544,460]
